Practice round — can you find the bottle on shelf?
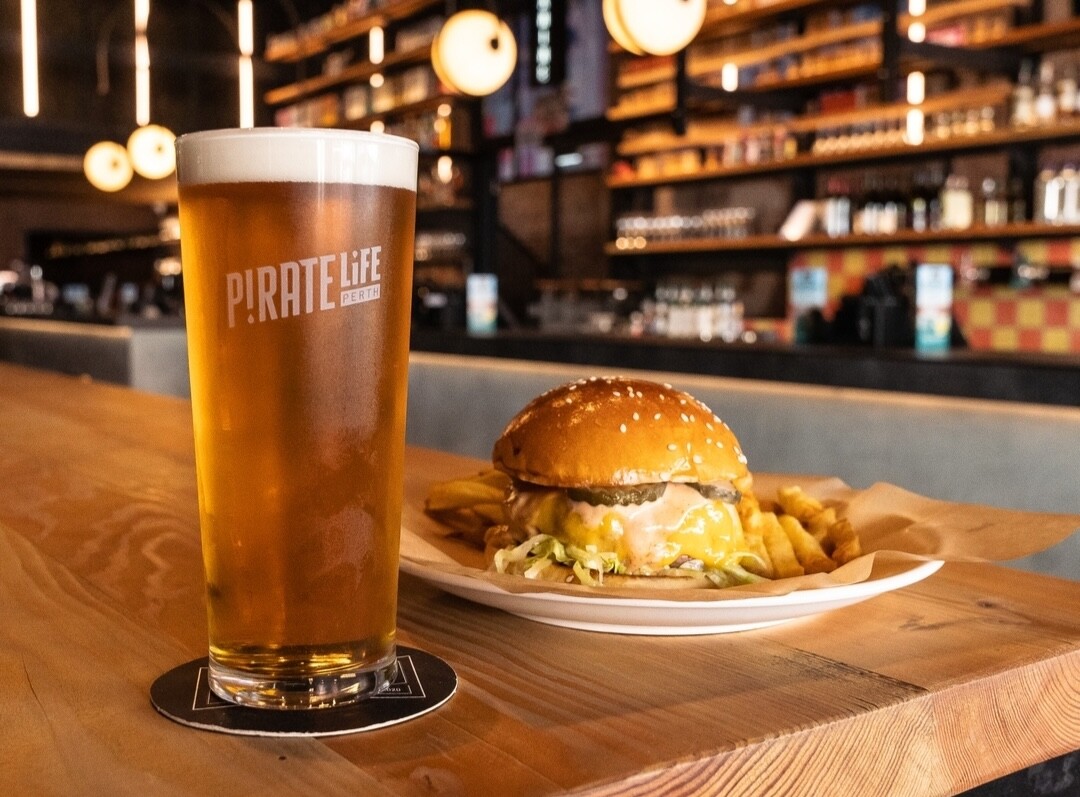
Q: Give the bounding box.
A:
[1036,61,1058,124]
[910,169,929,233]
[1011,60,1036,127]
[1007,177,1027,223]
[910,164,945,232]
[940,173,973,230]
[1035,165,1065,224]
[713,285,744,343]
[823,176,852,238]
[980,178,1008,227]
[1061,164,1080,224]
[1058,62,1078,118]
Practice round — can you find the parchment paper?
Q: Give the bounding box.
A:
[400,471,1080,602]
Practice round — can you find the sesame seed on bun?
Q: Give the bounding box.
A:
[492,376,749,488]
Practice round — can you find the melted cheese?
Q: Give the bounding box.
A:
[507,483,745,574]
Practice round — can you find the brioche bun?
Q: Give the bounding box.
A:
[492,376,748,488]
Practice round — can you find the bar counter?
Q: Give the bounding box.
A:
[412,328,1080,407]
[3,362,1079,795]
[2,318,1077,407]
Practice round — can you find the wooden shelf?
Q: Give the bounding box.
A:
[608,118,1080,188]
[335,94,465,129]
[901,0,1031,31]
[699,0,828,39]
[616,82,1012,157]
[606,101,678,123]
[690,19,881,74]
[971,17,1080,53]
[265,44,432,106]
[617,61,677,90]
[264,0,441,63]
[604,224,1080,256]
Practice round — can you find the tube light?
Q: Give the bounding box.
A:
[370,25,384,65]
[135,0,151,127]
[721,62,738,92]
[239,57,254,128]
[905,109,925,146]
[238,0,254,128]
[21,0,39,117]
[437,155,453,184]
[238,0,253,55]
[906,71,925,105]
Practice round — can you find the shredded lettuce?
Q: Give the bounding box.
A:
[494,534,624,586]
[494,534,767,588]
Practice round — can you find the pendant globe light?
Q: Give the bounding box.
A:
[127,124,176,179]
[603,0,707,56]
[602,0,643,56]
[83,141,134,192]
[432,9,517,97]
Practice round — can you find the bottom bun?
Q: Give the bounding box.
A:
[493,556,717,589]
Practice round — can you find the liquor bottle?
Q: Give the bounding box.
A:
[1007,177,1027,223]
[823,176,852,237]
[880,176,903,234]
[1036,166,1065,224]
[1012,60,1036,127]
[1035,61,1058,123]
[1061,164,1080,223]
[925,163,946,231]
[940,173,974,230]
[1059,63,1078,118]
[1034,167,1053,223]
[910,168,929,232]
[980,177,1008,227]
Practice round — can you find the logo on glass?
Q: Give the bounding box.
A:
[225,245,385,328]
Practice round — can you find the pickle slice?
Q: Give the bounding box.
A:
[567,483,667,506]
[693,482,741,503]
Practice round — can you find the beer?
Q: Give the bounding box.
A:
[176,130,417,709]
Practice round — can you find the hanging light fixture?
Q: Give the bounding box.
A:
[127,124,176,179]
[432,9,517,97]
[84,0,178,191]
[84,142,134,192]
[603,0,707,56]
[602,0,643,55]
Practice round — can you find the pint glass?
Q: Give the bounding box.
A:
[175,128,417,709]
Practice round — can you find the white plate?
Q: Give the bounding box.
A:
[400,558,943,636]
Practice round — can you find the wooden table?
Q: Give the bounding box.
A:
[2,362,1078,795]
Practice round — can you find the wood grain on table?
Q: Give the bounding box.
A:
[1,362,1078,796]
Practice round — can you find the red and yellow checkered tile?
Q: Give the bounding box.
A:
[790,240,1080,354]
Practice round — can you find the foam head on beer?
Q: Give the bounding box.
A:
[176,128,418,709]
[177,127,418,190]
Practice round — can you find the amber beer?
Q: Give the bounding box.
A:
[175,129,417,709]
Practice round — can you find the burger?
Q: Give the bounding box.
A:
[487,376,763,588]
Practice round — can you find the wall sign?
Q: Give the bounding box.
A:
[532,0,566,87]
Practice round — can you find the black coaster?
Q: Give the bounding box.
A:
[150,646,456,737]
